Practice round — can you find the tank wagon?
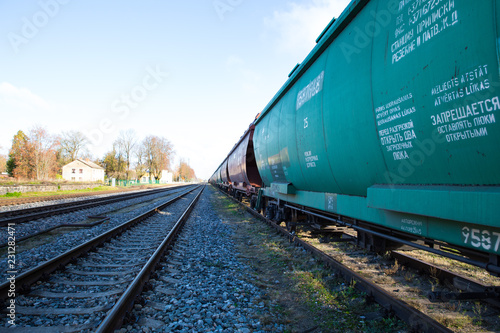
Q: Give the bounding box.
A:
[211,123,263,203]
[211,0,500,274]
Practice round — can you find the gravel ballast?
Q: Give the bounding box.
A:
[122,187,284,332]
[122,186,401,332]
[3,186,404,332]
[0,187,194,281]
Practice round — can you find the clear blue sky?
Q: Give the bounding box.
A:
[0,0,351,180]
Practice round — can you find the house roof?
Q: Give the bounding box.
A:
[64,159,104,170]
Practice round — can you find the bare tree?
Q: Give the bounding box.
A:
[30,125,58,180]
[142,135,174,181]
[0,152,6,174]
[0,145,5,174]
[59,130,88,163]
[134,145,147,181]
[115,129,136,180]
[176,159,196,182]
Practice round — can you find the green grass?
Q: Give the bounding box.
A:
[0,186,118,199]
[4,192,21,197]
[209,186,406,332]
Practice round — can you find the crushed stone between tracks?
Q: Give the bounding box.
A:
[121,186,403,333]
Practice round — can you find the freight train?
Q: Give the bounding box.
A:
[210,0,500,274]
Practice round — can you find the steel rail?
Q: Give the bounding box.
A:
[0,186,180,220]
[0,187,171,218]
[216,186,453,333]
[96,186,205,332]
[285,204,500,275]
[391,251,500,306]
[0,216,110,248]
[0,185,191,226]
[0,187,139,207]
[0,185,200,300]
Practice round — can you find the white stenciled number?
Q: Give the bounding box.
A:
[494,232,500,252]
[328,197,334,209]
[304,117,308,129]
[481,230,492,250]
[462,227,470,243]
[463,227,500,252]
[470,228,481,248]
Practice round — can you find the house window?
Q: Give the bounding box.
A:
[71,177,75,181]
[79,169,83,174]
[72,169,76,174]
[79,177,82,180]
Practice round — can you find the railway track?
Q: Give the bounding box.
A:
[0,185,183,226]
[218,186,500,332]
[0,186,143,208]
[0,185,197,283]
[0,185,204,331]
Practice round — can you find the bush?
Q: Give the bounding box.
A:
[4,192,21,197]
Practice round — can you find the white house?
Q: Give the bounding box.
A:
[62,159,105,182]
[140,170,173,184]
[160,170,173,183]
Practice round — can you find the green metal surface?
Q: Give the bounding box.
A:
[270,182,296,195]
[264,188,500,256]
[256,0,500,192]
[323,0,387,195]
[367,185,500,228]
[278,85,307,189]
[371,0,500,186]
[253,0,500,256]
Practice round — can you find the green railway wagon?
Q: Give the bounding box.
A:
[252,0,500,268]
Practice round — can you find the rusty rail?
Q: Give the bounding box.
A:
[0,185,191,226]
[0,185,200,300]
[216,185,453,333]
[96,186,204,332]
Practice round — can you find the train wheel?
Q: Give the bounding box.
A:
[250,196,257,209]
[264,206,270,219]
[265,205,276,220]
[285,221,296,233]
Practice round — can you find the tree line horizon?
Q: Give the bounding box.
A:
[0,126,197,183]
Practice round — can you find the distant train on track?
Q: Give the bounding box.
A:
[210,0,500,274]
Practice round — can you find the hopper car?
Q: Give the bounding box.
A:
[210,0,500,274]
